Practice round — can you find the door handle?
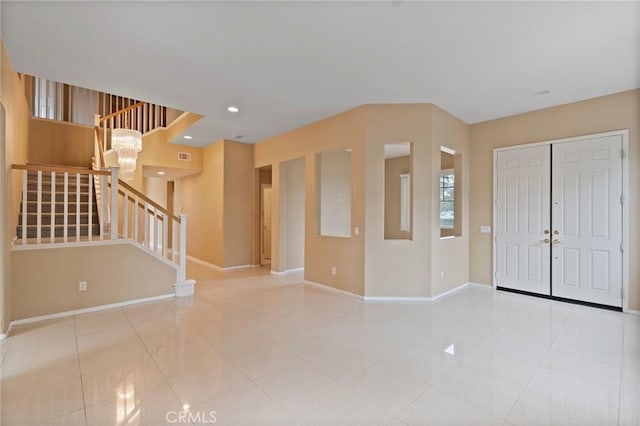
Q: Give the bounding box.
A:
[541,239,550,244]
[552,239,562,244]
[553,230,560,235]
[543,230,550,235]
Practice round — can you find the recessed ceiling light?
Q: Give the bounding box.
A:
[535,90,550,95]
[227,105,240,113]
[183,135,193,140]
[235,135,244,139]
[157,171,165,176]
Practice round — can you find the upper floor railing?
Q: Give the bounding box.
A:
[22,74,183,132]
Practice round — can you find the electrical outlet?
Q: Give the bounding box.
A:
[354,226,359,236]
[79,281,87,291]
[331,266,337,275]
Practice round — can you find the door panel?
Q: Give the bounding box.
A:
[551,136,622,307]
[495,146,551,295]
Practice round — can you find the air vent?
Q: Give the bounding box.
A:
[178,152,192,161]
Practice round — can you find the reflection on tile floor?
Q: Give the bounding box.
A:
[1,262,639,425]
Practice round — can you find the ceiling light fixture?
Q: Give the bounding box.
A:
[534,90,550,95]
[227,105,240,113]
[183,135,193,140]
[157,171,165,176]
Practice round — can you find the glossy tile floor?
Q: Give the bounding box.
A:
[1,263,639,425]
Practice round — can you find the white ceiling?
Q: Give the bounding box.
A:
[2,2,638,147]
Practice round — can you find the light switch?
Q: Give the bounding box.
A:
[480,226,492,234]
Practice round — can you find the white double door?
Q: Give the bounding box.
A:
[495,134,623,307]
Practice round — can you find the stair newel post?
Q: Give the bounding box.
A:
[93,114,100,165]
[50,172,55,243]
[110,166,119,240]
[99,173,107,240]
[63,172,68,242]
[21,170,27,244]
[36,170,42,243]
[179,214,187,283]
[75,173,81,241]
[88,174,93,241]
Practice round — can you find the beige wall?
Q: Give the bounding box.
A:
[469,89,640,309]
[384,155,411,240]
[280,157,305,271]
[1,41,30,333]
[29,118,94,167]
[179,141,224,266]
[222,141,254,267]
[144,176,168,206]
[431,105,470,296]
[255,107,366,295]
[177,140,254,268]
[12,243,175,319]
[317,149,352,237]
[364,104,432,297]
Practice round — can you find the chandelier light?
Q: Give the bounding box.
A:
[111,128,142,180]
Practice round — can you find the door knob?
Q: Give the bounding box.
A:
[541,239,550,244]
[552,239,561,244]
[553,230,560,235]
[543,230,550,234]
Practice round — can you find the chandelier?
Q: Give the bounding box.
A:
[111,128,142,181]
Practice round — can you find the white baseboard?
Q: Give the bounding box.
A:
[628,309,640,316]
[10,293,175,327]
[364,281,476,303]
[303,280,362,299]
[467,282,492,290]
[224,264,256,271]
[363,296,432,302]
[186,255,257,271]
[271,267,304,275]
[0,323,13,340]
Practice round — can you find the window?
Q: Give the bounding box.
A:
[440,169,454,229]
[400,173,410,232]
[384,142,412,239]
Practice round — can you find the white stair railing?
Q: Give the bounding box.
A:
[11,164,189,288]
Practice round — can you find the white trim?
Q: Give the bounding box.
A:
[0,323,13,340]
[364,296,432,303]
[468,282,492,290]
[303,280,362,299]
[621,130,630,313]
[186,255,223,270]
[186,255,257,271]
[627,309,640,317]
[271,267,304,275]
[223,264,256,271]
[9,293,175,327]
[441,146,456,155]
[12,238,127,251]
[492,129,630,311]
[364,281,472,303]
[11,239,179,270]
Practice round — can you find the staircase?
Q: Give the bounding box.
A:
[16,169,100,239]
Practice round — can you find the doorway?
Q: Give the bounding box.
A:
[261,183,273,265]
[257,166,273,266]
[493,131,627,310]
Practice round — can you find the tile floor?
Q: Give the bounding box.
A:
[1,263,639,425]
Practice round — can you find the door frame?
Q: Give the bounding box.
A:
[260,183,272,265]
[492,129,629,312]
